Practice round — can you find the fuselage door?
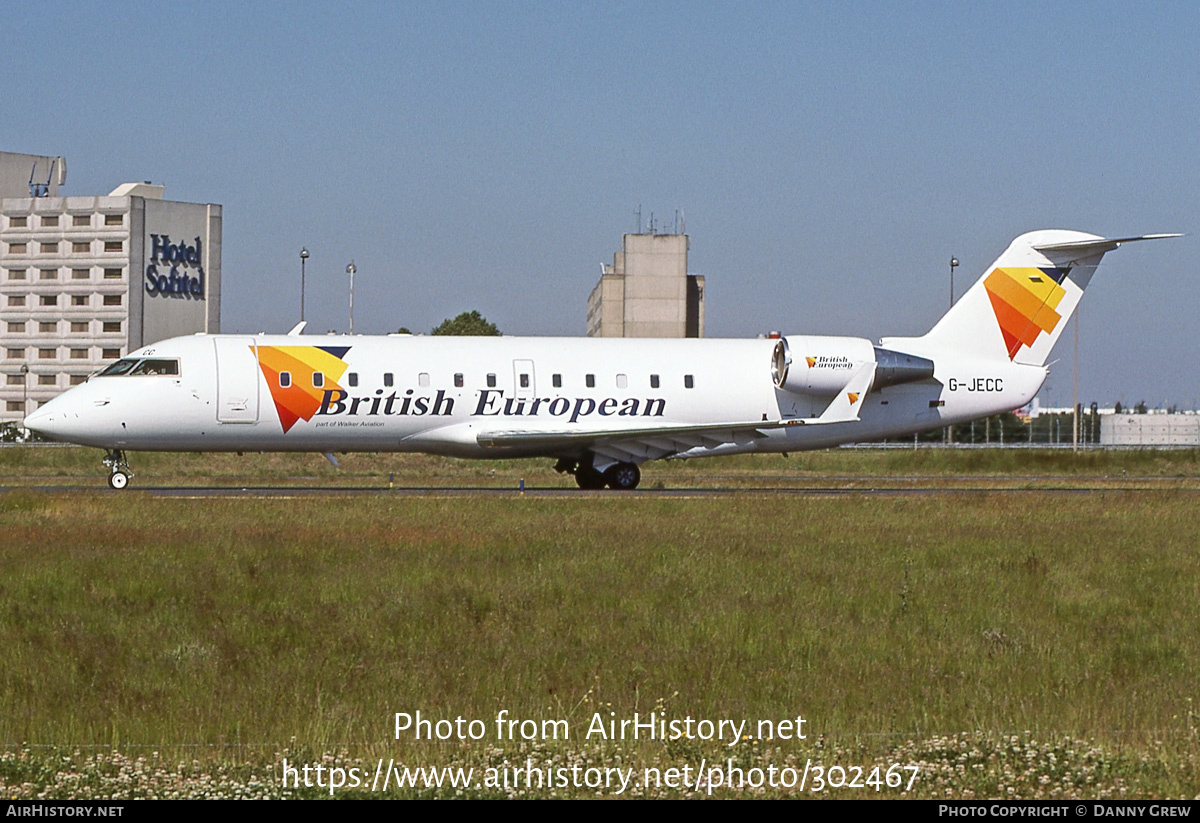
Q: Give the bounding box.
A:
[513,359,535,400]
[214,338,260,423]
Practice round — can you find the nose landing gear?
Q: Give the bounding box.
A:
[103,450,133,490]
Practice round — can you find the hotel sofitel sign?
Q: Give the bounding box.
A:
[145,234,204,298]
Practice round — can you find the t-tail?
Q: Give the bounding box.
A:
[920,230,1180,366]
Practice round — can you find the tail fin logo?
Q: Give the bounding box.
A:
[255,346,352,433]
[983,267,1069,360]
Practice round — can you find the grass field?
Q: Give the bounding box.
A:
[1,447,1198,798]
[3,443,1200,488]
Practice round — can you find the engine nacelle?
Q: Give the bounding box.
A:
[772,335,876,396]
[873,346,936,390]
[772,336,935,396]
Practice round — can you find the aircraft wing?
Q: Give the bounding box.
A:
[478,418,802,461]
[478,366,874,462]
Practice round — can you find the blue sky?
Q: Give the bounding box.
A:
[2,1,1195,407]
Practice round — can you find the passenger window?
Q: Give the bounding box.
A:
[313,372,325,388]
[280,372,291,388]
[419,372,430,387]
[585,374,595,388]
[520,374,530,388]
[616,374,628,389]
[552,374,562,388]
[454,373,464,388]
[650,374,660,389]
[348,372,358,387]
[487,373,496,388]
[684,375,694,389]
[384,372,393,387]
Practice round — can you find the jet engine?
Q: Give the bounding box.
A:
[772,336,934,396]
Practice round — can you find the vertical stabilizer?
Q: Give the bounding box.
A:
[921,230,1177,366]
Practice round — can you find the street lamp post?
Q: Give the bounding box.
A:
[1073,307,1080,452]
[20,364,29,438]
[949,256,959,308]
[299,247,309,322]
[346,261,356,335]
[945,256,959,445]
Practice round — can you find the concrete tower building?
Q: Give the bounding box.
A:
[586,230,705,338]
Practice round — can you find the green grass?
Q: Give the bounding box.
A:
[1,448,1198,797]
[2,444,1200,490]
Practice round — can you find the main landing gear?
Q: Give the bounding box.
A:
[602,462,641,490]
[103,450,133,490]
[555,456,641,490]
[574,465,607,490]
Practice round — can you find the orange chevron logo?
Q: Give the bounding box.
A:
[255,345,352,433]
[983,267,1067,359]
[805,357,816,368]
[847,392,859,405]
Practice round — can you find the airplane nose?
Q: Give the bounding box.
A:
[20,387,119,447]
[23,403,63,439]
[23,391,93,443]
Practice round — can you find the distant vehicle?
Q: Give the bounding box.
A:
[24,230,1177,490]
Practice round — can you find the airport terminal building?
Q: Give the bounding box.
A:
[0,151,221,423]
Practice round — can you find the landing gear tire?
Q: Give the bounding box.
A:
[102,449,133,490]
[575,467,607,490]
[604,462,641,490]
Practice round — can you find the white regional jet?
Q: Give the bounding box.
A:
[23,230,1177,490]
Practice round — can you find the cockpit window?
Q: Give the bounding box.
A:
[97,358,180,377]
[129,359,180,376]
[98,358,138,377]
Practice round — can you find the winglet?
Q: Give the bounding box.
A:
[816,362,875,423]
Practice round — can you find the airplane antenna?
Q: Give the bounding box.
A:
[635,204,642,234]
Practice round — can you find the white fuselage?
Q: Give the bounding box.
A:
[27,228,1168,489]
[25,332,1045,460]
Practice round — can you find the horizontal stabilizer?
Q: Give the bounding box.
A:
[1032,234,1181,256]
